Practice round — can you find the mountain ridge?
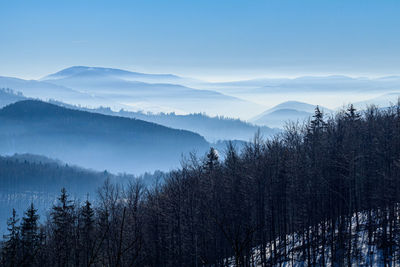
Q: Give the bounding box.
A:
[42,66,181,81]
[0,100,210,174]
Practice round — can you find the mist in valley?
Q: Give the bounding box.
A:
[1,0,400,265]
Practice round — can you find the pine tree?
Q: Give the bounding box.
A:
[80,199,94,238]
[2,209,20,267]
[345,104,360,121]
[20,203,40,266]
[51,188,75,266]
[310,106,326,132]
[79,198,95,266]
[204,147,219,172]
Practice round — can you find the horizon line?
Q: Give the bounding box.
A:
[2,65,400,83]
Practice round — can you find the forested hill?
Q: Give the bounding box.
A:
[0,153,109,194]
[0,89,273,143]
[0,100,210,173]
[2,104,399,266]
[0,153,109,235]
[0,88,25,107]
[89,108,278,142]
[0,153,166,235]
[47,100,277,142]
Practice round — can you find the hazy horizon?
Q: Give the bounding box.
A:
[2,64,400,83]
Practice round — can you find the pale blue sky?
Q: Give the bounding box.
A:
[0,0,399,80]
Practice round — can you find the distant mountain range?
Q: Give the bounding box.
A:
[39,66,264,118]
[80,107,278,142]
[0,66,265,118]
[0,100,210,174]
[202,75,400,111]
[2,87,398,134]
[0,75,119,108]
[1,66,400,129]
[208,75,400,93]
[0,88,276,142]
[56,104,278,142]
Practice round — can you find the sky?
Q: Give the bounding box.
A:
[0,0,399,81]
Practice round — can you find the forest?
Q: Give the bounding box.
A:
[1,102,400,266]
[0,100,209,174]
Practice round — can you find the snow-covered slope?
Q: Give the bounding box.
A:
[227,211,392,267]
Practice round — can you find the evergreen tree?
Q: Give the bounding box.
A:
[51,188,75,266]
[310,106,326,132]
[345,104,360,121]
[204,147,219,172]
[79,198,94,267]
[20,203,40,265]
[2,209,20,267]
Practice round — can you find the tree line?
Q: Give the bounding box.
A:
[2,103,400,266]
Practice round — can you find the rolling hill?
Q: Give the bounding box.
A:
[251,101,330,128]
[0,100,210,174]
[252,109,313,128]
[0,76,123,109]
[40,66,264,118]
[42,66,183,84]
[53,103,279,142]
[0,89,274,142]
